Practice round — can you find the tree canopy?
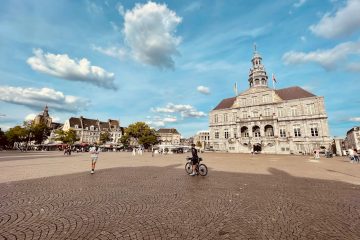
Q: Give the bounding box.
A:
[100,131,111,144]
[55,129,79,144]
[122,122,158,149]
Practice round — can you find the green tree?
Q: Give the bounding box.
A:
[5,126,28,148]
[100,131,111,144]
[55,129,79,144]
[30,123,50,144]
[123,122,158,149]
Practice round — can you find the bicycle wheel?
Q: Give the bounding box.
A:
[185,162,192,174]
[198,164,208,176]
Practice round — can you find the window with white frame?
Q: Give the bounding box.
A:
[279,128,286,137]
[307,103,316,115]
[294,126,301,137]
[242,98,246,106]
[252,111,259,117]
[264,108,271,116]
[224,114,228,122]
[74,124,78,129]
[215,131,219,139]
[233,128,237,138]
[278,107,285,117]
[262,94,270,103]
[252,96,258,105]
[290,106,298,116]
[242,111,247,118]
[214,114,218,123]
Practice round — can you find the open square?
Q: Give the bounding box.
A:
[0,152,360,239]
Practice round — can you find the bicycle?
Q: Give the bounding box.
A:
[185,157,208,176]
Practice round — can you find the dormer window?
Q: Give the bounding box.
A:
[90,125,94,131]
[74,124,78,129]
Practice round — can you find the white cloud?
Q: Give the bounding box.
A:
[282,41,360,70]
[349,117,360,122]
[27,49,117,90]
[123,1,182,69]
[146,115,178,128]
[294,0,307,8]
[197,86,210,95]
[0,86,90,113]
[117,3,125,16]
[309,0,360,38]
[300,36,306,42]
[146,120,165,128]
[151,103,206,118]
[92,45,127,60]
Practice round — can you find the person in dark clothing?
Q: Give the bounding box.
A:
[190,144,199,176]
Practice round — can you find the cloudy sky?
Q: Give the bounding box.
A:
[0,0,360,137]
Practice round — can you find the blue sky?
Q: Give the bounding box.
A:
[0,0,360,138]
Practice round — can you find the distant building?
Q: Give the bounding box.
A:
[209,47,331,154]
[156,128,181,145]
[345,127,360,150]
[62,116,123,145]
[33,105,62,129]
[180,137,193,146]
[193,130,210,149]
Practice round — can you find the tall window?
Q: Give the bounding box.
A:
[280,128,286,137]
[252,96,258,105]
[278,107,285,117]
[252,111,259,117]
[263,94,270,103]
[224,129,229,139]
[290,106,298,116]
[215,131,219,139]
[214,114,218,123]
[264,108,271,116]
[242,98,246,106]
[233,128,237,138]
[242,111,248,118]
[224,114,228,122]
[294,127,301,137]
[311,125,319,137]
[307,103,316,115]
[233,113,237,122]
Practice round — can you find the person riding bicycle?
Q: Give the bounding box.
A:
[190,143,199,176]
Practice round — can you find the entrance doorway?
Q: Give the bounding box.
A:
[253,144,262,153]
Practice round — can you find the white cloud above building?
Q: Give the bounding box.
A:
[282,40,360,70]
[197,85,210,95]
[151,103,206,118]
[27,49,117,90]
[123,1,182,69]
[0,86,90,113]
[309,0,360,38]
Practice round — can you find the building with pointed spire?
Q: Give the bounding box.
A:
[34,105,52,128]
[209,47,331,154]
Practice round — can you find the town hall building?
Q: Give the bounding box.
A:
[209,48,331,154]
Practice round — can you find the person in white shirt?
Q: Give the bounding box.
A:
[348,148,354,163]
[89,144,100,174]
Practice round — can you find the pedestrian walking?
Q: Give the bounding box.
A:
[354,149,359,163]
[89,144,100,174]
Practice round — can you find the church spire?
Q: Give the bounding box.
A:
[43,105,49,117]
[248,45,269,88]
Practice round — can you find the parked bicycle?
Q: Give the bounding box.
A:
[185,157,208,176]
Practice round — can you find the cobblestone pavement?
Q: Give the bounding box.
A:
[1,155,360,239]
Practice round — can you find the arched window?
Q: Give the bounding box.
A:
[241,126,249,137]
[264,125,274,137]
[252,126,261,137]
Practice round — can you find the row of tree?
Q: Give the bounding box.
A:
[0,123,50,149]
[0,121,160,150]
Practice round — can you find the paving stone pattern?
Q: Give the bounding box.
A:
[0,165,360,239]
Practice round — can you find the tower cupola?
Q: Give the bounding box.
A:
[248,44,268,88]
